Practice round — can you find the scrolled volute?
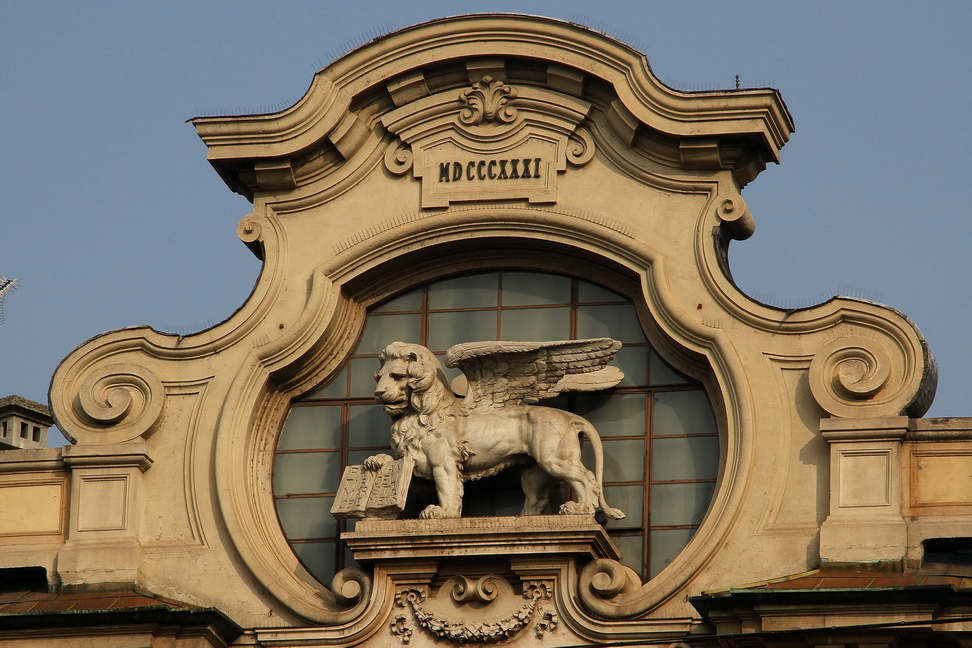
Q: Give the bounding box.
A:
[809,334,923,418]
[566,127,595,166]
[715,195,755,241]
[384,139,413,176]
[578,558,647,618]
[330,567,370,607]
[69,363,165,444]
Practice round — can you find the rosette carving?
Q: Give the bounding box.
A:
[458,76,517,126]
[71,363,165,444]
[384,139,413,176]
[809,334,922,418]
[566,127,595,166]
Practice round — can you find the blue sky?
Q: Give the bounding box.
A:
[2,2,970,444]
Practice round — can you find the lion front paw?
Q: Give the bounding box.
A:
[419,505,447,519]
[363,453,393,471]
[559,501,595,515]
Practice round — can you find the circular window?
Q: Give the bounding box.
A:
[273,271,718,583]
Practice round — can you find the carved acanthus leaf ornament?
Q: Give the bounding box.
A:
[459,76,518,126]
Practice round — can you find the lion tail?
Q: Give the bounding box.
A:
[579,422,626,520]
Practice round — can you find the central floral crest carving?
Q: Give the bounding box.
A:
[458,76,518,125]
[390,576,557,645]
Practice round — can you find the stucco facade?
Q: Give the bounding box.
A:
[1,14,969,648]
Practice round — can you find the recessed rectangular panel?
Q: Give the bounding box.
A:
[0,483,62,535]
[838,450,891,508]
[914,454,972,505]
[78,476,128,532]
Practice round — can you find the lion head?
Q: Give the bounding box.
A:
[375,342,456,425]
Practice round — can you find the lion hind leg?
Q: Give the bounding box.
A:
[520,464,557,516]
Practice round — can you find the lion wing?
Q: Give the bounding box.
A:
[444,338,623,410]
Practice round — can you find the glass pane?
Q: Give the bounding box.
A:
[575,393,646,437]
[274,452,342,495]
[652,391,717,437]
[583,438,644,482]
[373,288,422,313]
[650,482,715,526]
[649,350,691,385]
[614,345,647,387]
[577,304,645,343]
[292,540,336,585]
[276,496,335,540]
[649,528,695,578]
[347,448,378,468]
[652,436,720,481]
[279,405,342,450]
[501,307,570,341]
[356,313,421,355]
[305,365,348,399]
[429,273,498,309]
[603,484,644,529]
[348,404,390,449]
[350,357,381,397]
[501,272,570,306]
[495,488,525,516]
[578,280,624,304]
[612,534,644,577]
[428,310,497,351]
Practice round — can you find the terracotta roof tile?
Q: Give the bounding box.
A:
[0,601,40,613]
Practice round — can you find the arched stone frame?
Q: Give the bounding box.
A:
[212,202,751,624]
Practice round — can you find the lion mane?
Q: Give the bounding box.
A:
[377,342,468,466]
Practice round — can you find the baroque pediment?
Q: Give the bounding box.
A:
[382,75,594,207]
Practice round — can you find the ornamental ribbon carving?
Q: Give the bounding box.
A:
[458,76,518,126]
[390,576,556,645]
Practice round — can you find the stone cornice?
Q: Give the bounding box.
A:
[192,14,792,198]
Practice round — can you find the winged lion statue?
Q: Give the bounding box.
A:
[363,337,627,520]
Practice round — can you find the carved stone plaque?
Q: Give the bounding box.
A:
[331,456,414,520]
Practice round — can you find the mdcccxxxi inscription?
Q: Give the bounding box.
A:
[439,158,544,183]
